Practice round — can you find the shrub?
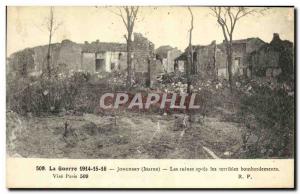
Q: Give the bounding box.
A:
[239,84,294,158]
[7,71,91,116]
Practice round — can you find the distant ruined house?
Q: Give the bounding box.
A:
[8,33,155,77]
[155,46,183,73]
[176,37,266,79]
[81,41,127,73]
[249,33,294,81]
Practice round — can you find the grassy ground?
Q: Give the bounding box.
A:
[6,72,294,159]
[7,104,245,159]
[6,74,250,159]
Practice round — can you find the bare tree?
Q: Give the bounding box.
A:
[187,6,194,94]
[45,7,61,77]
[113,6,139,87]
[210,7,267,90]
[212,40,217,79]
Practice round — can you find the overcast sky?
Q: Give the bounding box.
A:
[7,6,294,56]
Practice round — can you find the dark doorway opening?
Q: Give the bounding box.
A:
[95,59,105,72]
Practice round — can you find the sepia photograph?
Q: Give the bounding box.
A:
[6,6,295,160]
[4,5,296,189]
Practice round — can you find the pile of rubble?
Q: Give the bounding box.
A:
[107,72,127,88]
[155,73,230,95]
[156,72,187,84]
[235,77,294,97]
[158,82,188,94]
[192,79,227,92]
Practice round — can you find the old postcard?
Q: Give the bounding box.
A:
[6,6,295,188]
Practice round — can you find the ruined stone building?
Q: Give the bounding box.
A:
[8,33,155,77]
[249,33,294,81]
[155,45,183,73]
[80,41,127,73]
[8,32,293,82]
[176,37,266,79]
[175,33,294,81]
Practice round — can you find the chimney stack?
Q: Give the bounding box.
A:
[273,33,280,41]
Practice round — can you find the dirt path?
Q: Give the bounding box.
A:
[7,111,244,159]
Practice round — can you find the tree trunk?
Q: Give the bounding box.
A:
[226,44,234,90]
[147,57,151,87]
[187,16,193,93]
[213,42,217,79]
[46,33,52,77]
[190,46,195,75]
[186,54,192,94]
[188,7,194,75]
[126,37,132,88]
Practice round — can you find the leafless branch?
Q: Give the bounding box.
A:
[209,6,269,89]
[188,7,194,32]
[109,6,139,87]
[210,7,269,42]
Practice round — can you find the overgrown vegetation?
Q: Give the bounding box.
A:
[7,72,91,116]
[239,82,294,158]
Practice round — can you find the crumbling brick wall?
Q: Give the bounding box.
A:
[132,33,155,73]
[9,33,156,77]
[57,39,82,71]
